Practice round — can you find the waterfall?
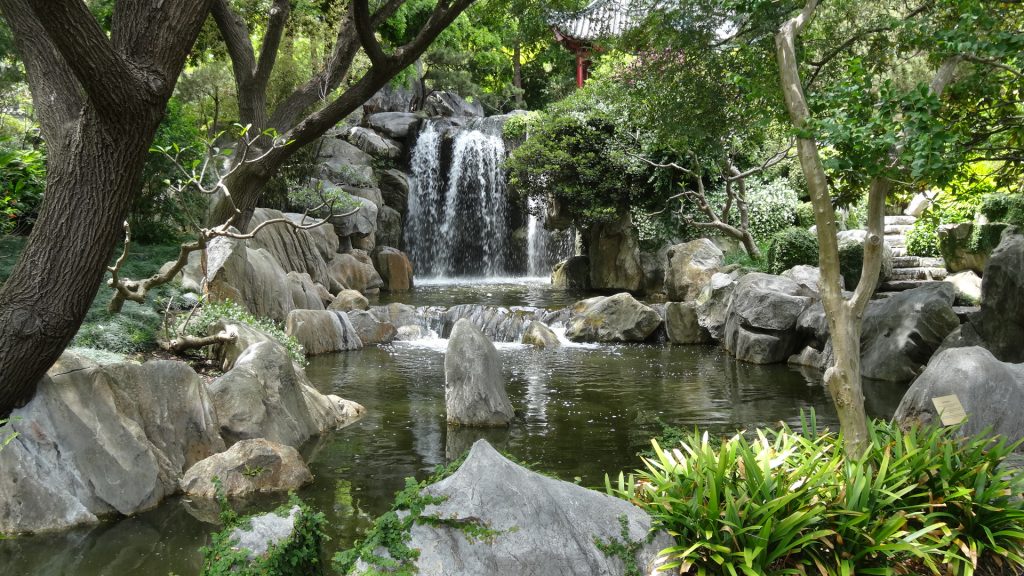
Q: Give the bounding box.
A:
[526,196,577,277]
[405,120,509,278]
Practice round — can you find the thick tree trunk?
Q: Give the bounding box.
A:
[0,111,160,414]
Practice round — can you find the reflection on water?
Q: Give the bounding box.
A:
[0,281,909,575]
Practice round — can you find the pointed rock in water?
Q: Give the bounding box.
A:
[180,439,312,499]
[522,320,561,348]
[566,292,662,343]
[445,319,514,427]
[350,440,672,575]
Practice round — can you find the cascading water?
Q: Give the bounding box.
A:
[405,120,509,278]
[526,196,577,277]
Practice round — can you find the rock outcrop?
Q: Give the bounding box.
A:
[894,347,1024,444]
[724,273,812,364]
[522,321,561,348]
[552,256,590,290]
[180,439,312,499]
[665,239,723,301]
[329,289,370,312]
[351,440,671,576]
[587,213,644,293]
[695,269,744,341]
[566,293,662,343]
[444,319,514,427]
[328,250,384,294]
[285,309,363,355]
[347,310,398,345]
[665,302,713,345]
[375,247,414,291]
[0,353,224,533]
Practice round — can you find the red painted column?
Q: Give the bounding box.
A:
[576,51,585,88]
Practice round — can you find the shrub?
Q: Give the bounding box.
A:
[0,142,45,234]
[609,416,1024,576]
[766,227,819,274]
[744,178,799,242]
[183,299,305,365]
[838,240,865,289]
[980,193,1024,226]
[906,218,940,257]
[795,201,815,228]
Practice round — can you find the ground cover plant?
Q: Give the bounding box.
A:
[610,414,1024,575]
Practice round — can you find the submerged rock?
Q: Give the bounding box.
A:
[522,321,561,348]
[180,439,312,499]
[444,319,514,427]
[350,440,671,575]
[566,293,661,343]
[0,353,224,534]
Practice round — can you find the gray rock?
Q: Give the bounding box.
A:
[353,440,671,576]
[396,325,427,340]
[781,265,841,295]
[230,505,301,560]
[860,283,959,381]
[245,209,337,295]
[320,137,375,185]
[566,293,662,343]
[665,302,713,344]
[331,195,378,239]
[640,250,666,294]
[369,303,421,329]
[694,269,744,341]
[665,239,724,301]
[180,439,312,499]
[285,212,339,262]
[375,247,414,292]
[588,212,644,293]
[347,310,398,345]
[724,273,813,364]
[376,205,403,250]
[329,289,370,311]
[327,250,384,294]
[894,347,1024,444]
[944,270,982,304]
[347,126,402,160]
[968,230,1024,363]
[837,229,893,285]
[444,320,514,427]
[285,309,363,355]
[551,256,590,290]
[0,353,224,534]
[378,169,410,215]
[423,91,484,117]
[522,321,561,348]
[209,326,365,447]
[365,112,421,139]
[938,222,989,275]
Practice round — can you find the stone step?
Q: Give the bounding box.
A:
[885,236,906,247]
[878,279,940,292]
[884,224,914,235]
[889,267,948,281]
[890,247,907,257]
[885,215,917,226]
[892,256,946,268]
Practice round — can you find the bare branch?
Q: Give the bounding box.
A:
[161,330,237,354]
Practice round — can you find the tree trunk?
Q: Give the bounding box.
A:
[513,39,524,107]
[0,111,160,414]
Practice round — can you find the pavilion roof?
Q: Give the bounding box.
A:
[549,0,649,43]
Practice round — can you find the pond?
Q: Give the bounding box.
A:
[0,280,908,575]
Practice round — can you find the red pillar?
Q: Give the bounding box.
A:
[576,51,585,88]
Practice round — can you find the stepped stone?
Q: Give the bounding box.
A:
[879,279,937,292]
[884,224,914,235]
[885,215,918,226]
[889,267,948,281]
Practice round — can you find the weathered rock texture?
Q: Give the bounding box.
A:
[347,310,398,345]
[285,309,363,355]
[444,319,514,427]
[180,439,312,499]
[666,302,713,345]
[566,293,662,343]
[895,347,1024,444]
[695,269,744,341]
[587,213,644,293]
[329,289,370,312]
[353,440,671,576]
[552,256,590,290]
[522,321,561,348]
[375,247,414,292]
[210,322,364,447]
[724,273,812,364]
[0,353,224,533]
[665,239,724,301]
[328,250,384,294]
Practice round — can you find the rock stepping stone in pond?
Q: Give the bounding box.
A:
[444,319,514,427]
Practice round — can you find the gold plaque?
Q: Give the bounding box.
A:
[931,394,967,426]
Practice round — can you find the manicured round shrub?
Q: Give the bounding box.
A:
[766,227,819,274]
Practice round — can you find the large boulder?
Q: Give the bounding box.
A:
[665,239,724,301]
[944,270,982,304]
[444,319,514,427]
[285,309,363,355]
[328,250,384,294]
[522,320,561,348]
[423,91,484,117]
[860,283,959,381]
[724,273,813,364]
[347,310,398,344]
[566,293,662,343]
[378,168,410,215]
[551,256,590,290]
[781,265,840,295]
[837,229,893,287]
[694,269,745,341]
[209,323,365,447]
[319,136,375,185]
[937,222,989,275]
[894,347,1024,444]
[180,439,311,499]
[330,195,378,240]
[587,212,644,293]
[351,440,671,576]
[347,126,402,160]
[375,246,414,291]
[665,302,713,345]
[329,289,370,312]
[0,353,224,534]
[369,303,421,329]
[365,112,421,139]
[246,208,336,289]
[376,205,403,250]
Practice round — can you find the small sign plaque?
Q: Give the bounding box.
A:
[932,394,967,426]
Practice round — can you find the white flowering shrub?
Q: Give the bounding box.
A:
[745,178,799,242]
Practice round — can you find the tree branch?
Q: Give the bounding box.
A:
[354,0,389,66]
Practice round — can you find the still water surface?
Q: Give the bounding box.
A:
[0,281,907,575]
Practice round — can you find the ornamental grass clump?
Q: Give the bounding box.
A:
[609,415,1024,575]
